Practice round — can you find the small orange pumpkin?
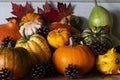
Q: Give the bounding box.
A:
[52,38,95,74]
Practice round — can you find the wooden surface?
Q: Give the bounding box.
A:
[22,71,120,80]
[24,74,120,80]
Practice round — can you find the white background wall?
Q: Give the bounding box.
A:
[0,0,120,39]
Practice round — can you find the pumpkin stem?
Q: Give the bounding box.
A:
[69,37,77,46]
[69,37,84,46]
[69,37,73,46]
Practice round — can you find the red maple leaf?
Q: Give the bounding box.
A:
[38,1,73,22]
[11,2,34,20]
[56,2,73,21]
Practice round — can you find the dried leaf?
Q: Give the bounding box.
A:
[58,2,67,12]
[37,1,73,22]
[11,2,25,19]
[24,2,34,13]
[38,0,59,22]
[11,2,34,19]
[43,1,53,13]
[37,7,44,14]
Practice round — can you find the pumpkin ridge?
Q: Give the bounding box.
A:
[31,35,51,61]
[81,45,95,72]
[27,40,42,63]
[11,48,15,77]
[32,40,47,62]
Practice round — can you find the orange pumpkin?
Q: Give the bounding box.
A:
[0,47,32,79]
[52,39,95,75]
[0,18,21,44]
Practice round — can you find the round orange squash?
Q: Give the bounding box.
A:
[0,18,21,44]
[0,47,31,79]
[52,40,95,75]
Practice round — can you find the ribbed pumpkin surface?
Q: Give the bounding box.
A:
[52,44,95,75]
[0,47,31,79]
[15,34,51,64]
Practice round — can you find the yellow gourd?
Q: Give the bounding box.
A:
[47,28,71,48]
[96,46,120,74]
[19,13,45,26]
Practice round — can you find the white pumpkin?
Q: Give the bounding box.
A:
[19,20,42,36]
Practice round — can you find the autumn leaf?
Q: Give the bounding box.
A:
[11,2,34,20]
[24,2,34,14]
[38,1,73,22]
[56,2,73,21]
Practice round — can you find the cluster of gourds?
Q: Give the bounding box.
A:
[0,12,95,79]
[0,1,120,80]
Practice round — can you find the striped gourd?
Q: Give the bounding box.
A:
[15,34,51,64]
[81,27,112,46]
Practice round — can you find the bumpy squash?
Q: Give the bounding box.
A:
[47,28,71,48]
[19,20,42,36]
[0,47,31,79]
[19,13,45,26]
[15,34,51,64]
[52,38,95,74]
[96,46,120,74]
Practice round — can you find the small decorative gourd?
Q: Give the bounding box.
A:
[19,13,45,26]
[96,46,120,74]
[15,34,51,64]
[19,20,42,36]
[47,28,71,48]
[81,27,112,46]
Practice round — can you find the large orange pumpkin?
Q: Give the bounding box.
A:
[52,40,95,75]
[0,47,31,79]
[0,18,21,44]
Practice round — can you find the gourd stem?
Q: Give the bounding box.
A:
[23,28,28,42]
[94,0,98,6]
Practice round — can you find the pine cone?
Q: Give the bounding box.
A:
[44,62,57,77]
[64,64,80,79]
[31,64,46,78]
[1,36,16,48]
[88,40,111,55]
[0,67,12,80]
[37,26,49,38]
